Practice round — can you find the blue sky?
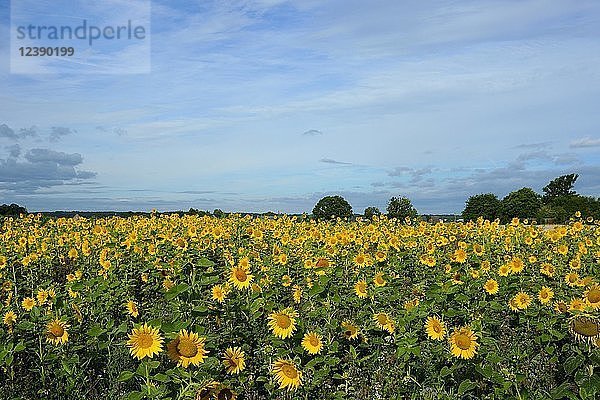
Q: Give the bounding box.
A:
[0,0,599,213]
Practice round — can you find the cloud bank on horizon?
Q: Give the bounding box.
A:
[0,0,599,213]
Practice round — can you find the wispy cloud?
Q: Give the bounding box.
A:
[570,137,600,148]
[302,129,323,136]
[319,158,352,165]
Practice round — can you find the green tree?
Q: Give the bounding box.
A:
[500,187,542,222]
[0,203,27,216]
[364,206,381,220]
[312,195,353,220]
[542,174,578,202]
[462,193,501,221]
[213,209,225,218]
[546,194,600,220]
[386,196,418,221]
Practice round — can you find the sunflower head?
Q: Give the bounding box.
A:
[301,332,323,355]
[223,347,246,374]
[342,321,359,340]
[46,318,69,345]
[127,323,163,360]
[272,359,302,391]
[569,316,600,344]
[449,326,479,359]
[584,285,600,309]
[425,316,446,340]
[267,308,298,339]
[167,329,208,368]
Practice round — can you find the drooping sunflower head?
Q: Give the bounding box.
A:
[222,347,246,374]
[301,332,323,355]
[449,326,479,359]
[127,323,163,360]
[167,329,208,368]
[272,359,302,391]
[267,308,298,339]
[569,316,600,344]
[46,318,69,345]
[425,316,446,341]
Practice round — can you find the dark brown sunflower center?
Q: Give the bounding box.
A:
[309,336,319,346]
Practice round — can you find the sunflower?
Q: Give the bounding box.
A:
[22,297,36,311]
[483,279,499,295]
[449,326,479,359]
[498,264,510,277]
[342,321,359,340]
[126,300,139,318]
[46,318,69,345]
[272,359,302,391]
[229,265,253,290]
[3,310,16,327]
[538,287,554,304]
[354,280,368,298]
[565,272,580,287]
[373,312,390,329]
[292,285,302,304]
[167,330,208,368]
[373,272,386,287]
[212,285,228,303]
[223,347,246,374]
[425,316,446,340]
[267,308,298,339]
[453,249,467,263]
[584,285,600,309]
[301,332,323,354]
[569,298,585,312]
[569,316,600,344]
[514,292,532,310]
[127,323,163,359]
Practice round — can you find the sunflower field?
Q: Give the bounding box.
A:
[0,213,599,399]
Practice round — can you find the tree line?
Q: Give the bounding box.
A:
[312,174,598,223]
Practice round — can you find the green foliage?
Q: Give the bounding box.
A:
[0,203,27,216]
[386,196,417,221]
[212,209,225,218]
[547,195,600,220]
[462,193,501,221]
[500,187,542,222]
[543,174,578,202]
[312,195,353,220]
[363,206,381,220]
